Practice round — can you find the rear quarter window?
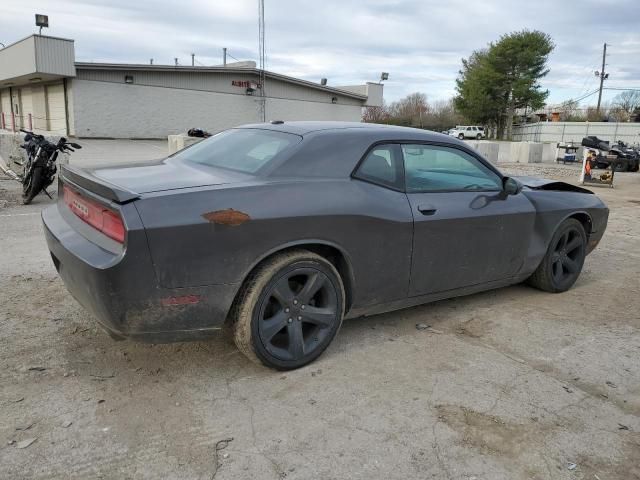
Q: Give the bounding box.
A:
[172,129,302,174]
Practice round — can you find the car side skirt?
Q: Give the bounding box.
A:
[345,273,530,319]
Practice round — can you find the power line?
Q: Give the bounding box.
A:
[604,87,640,91]
[575,52,604,98]
[568,87,600,104]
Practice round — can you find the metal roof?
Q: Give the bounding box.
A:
[74,62,368,101]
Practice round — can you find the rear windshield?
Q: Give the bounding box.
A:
[173,129,301,174]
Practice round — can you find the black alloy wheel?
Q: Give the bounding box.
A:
[549,228,584,287]
[258,267,339,362]
[528,218,587,293]
[232,250,344,369]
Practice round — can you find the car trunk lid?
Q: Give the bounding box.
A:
[60,159,252,203]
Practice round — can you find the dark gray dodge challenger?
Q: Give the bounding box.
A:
[43,121,608,369]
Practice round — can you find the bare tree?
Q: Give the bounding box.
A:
[426,99,465,131]
[362,103,389,123]
[558,99,579,121]
[608,106,630,122]
[612,90,640,115]
[388,93,429,127]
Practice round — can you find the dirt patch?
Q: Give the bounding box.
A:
[0,183,22,209]
[436,404,544,457]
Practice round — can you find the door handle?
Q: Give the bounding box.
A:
[417,205,437,216]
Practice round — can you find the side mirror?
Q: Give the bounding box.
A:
[503,177,522,195]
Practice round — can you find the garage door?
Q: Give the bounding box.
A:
[0,89,11,127]
[46,83,67,134]
[19,86,33,129]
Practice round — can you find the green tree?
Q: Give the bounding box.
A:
[455,30,554,139]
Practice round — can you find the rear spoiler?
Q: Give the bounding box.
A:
[60,165,140,204]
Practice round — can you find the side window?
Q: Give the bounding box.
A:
[402,144,502,193]
[354,144,403,189]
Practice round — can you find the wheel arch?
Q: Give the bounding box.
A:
[231,240,356,316]
[565,211,593,238]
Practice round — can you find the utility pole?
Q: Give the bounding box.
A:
[596,43,608,113]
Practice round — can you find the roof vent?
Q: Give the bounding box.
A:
[270,120,284,124]
[320,78,327,86]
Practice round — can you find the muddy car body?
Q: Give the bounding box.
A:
[43,122,608,369]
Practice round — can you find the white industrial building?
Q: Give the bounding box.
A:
[0,35,383,138]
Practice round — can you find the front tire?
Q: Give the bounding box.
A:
[476,133,482,140]
[231,250,345,370]
[22,166,45,205]
[528,218,587,293]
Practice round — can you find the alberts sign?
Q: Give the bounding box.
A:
[232,80,261,88]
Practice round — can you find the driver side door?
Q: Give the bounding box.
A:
[403,143,536,297]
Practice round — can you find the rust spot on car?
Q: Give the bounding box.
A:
[202,208,251,226]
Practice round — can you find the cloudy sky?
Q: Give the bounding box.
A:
[2,0,639,106]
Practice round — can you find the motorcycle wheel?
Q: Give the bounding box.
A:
[22,166,45,205]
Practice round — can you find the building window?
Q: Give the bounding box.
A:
[124,75,134,84]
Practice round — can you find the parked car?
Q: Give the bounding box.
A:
[449,125,486,140]
[43,122,608,370]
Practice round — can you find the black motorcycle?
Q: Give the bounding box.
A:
[18,129,81,204]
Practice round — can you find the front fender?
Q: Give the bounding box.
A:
[520,189,608,274]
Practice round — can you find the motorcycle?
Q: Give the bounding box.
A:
[17,129,81,204]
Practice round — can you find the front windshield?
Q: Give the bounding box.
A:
[172,128,302,174]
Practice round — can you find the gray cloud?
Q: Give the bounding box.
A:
[2,0,639,105]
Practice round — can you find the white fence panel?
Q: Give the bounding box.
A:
[512,122,640,144]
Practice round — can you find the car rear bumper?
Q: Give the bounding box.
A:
[42,204,240,343]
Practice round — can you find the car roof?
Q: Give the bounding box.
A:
[232,121,472,179]
[237,121,455,142]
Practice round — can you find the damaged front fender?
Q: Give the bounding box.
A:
[512,176,594,194]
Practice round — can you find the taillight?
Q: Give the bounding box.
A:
[63,185,125,243]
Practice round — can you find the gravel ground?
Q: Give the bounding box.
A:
[1,146,639,480]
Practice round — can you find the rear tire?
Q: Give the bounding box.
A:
[22,166,45,205]
[458,133,465,140]
[231,250,345,370]
[528,218,587,293]
[476,133,482,140]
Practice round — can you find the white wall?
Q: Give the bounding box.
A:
[513,121,640,144]
[71,79,363,138]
